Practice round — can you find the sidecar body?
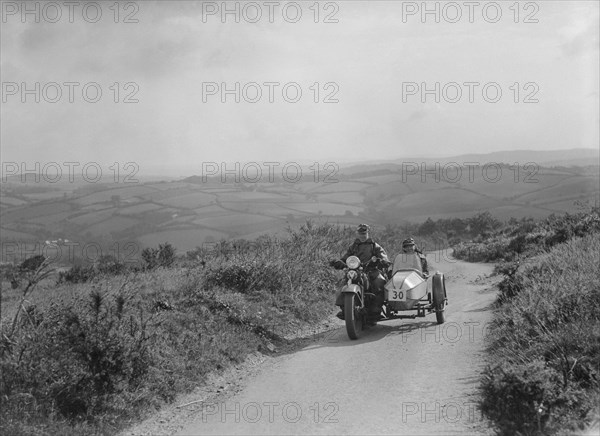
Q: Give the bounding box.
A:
[381,252,447,324]
[384,269,428,311]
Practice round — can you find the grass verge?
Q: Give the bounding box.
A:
[475,220,600,435]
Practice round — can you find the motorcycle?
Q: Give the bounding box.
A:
[331,255,389,339]
[332,251,448,340]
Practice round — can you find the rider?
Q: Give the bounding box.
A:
[330,224,390,320]
[401,237,429,276]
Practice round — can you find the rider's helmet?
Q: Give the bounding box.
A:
[357,223,370,235]
[402,237,416,252]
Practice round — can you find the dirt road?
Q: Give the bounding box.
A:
[173,253,497,435]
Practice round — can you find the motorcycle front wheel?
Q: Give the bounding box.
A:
[344,293,363,340]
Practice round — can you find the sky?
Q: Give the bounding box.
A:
[1,0,599,176]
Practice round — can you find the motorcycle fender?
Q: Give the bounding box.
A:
[341,284,363,307]
[341,284,362,295]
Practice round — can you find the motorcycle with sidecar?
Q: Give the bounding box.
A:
[332,251,448,340]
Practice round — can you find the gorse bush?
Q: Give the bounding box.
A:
[453,208,600,263]
[1,288,154,431]
[204,260,282,295]
[57,255,130,284]
[57,264,97,284]
[141,243,176,270]
[56,243,174,284]
[480,231,600,435]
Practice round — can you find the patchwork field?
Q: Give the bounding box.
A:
[1,155,598,258]
[86,216,138,237]
[283,202,364,216]
[193,214,280,232]
[0,196,28,206]
[152,192,215,208]
[119,203,164,215]
[219,202,300,217]
[73,185,158,205]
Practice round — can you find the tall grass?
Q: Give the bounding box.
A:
[476,223,600,434]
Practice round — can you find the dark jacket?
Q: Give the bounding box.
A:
[342,238,389,265]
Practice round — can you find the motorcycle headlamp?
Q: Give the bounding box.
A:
[347,270,358,280]
[346,256,360,269]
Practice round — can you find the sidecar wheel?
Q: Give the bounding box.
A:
[432,273,447,324]
[344,293,363,340]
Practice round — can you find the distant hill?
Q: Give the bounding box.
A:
[340,148,599,173]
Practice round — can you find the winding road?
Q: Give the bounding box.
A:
[175,253,497,435]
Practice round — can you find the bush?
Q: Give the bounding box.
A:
[204,260,282,295]
[141,243,176,270]
[494,260,523,302]
[57,264,97,284]
[1,290,153,427]
[453,208,600,263]
[97,254,127,275]
[481,361,588,436]
[56,255,129,284]
[481,232,600,435]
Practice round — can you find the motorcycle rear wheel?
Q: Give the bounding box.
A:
[344,293,363,340]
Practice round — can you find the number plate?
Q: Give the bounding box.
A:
[387,289,406,301]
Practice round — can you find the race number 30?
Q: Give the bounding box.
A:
[391,290,404,300]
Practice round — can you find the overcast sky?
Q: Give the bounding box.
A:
[1,0,598,176]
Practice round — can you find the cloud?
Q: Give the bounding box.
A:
[1,1,599,171]
[558,5,600,57]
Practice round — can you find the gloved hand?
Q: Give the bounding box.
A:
[369,257,391,270]
[329,259,346,270]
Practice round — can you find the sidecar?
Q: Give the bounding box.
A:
[381,252,447,324]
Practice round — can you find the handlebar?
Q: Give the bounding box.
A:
[329,258,390,270]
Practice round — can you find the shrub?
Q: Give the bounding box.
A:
[96,254,127,275]
[57,264,97,284]
[1,290,153,426]
[453,208,600,263]
[481,232,600,435]
[495,260,523,302]
[141,243,176,270]
[481,361,588,436]
[204,260,282,295]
